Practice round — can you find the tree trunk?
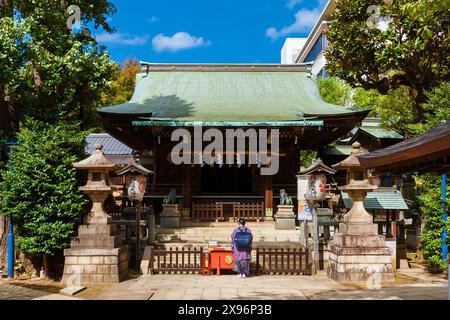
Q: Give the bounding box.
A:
[0,216,8,272]
[410,87,427,124]
[42,254,50,278]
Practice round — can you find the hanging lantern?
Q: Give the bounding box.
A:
[116,163,153,202]
[311,174,327,201]
[126,175,147,202]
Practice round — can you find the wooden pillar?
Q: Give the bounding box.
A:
[386,210,391,238]
[182,165,191,217]
[151,144,158,194]
[391,210,397,240]
[264,174,273,218]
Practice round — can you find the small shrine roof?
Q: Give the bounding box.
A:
[332,142,368,169]
[358,121,450,174]
[298,158,336,175]
[73,144,118,169]
[341,189,409,210]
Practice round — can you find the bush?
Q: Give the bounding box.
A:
[0,119,89,271]
[415,174,449,271]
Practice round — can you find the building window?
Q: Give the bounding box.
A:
[304,34,328,63]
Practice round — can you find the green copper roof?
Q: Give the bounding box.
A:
[322,145,354,156]
[98,66,368,125]
[341,190,408,210]
[359,127,404,140]
[132,120,323,127]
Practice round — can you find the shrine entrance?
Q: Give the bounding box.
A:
[201,165,252,194]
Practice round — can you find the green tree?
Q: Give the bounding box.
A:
[326,0,450,122]
[318,76,380,115]
[375,86,416,137]
[414,173,449,271]
[0,0,117,135]
[101,58,141,106]
[317,77,351,106]
[0,120,89,274]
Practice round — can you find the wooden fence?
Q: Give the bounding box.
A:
[149,246,204,274]
[191,201,264,222]
[233,202,264,222]
[191,202,224,222]
[147,246,312,276]
[255,247,312,275]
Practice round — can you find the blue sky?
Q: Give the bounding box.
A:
[93,0,327,65]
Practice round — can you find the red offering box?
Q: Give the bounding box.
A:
[202,249,234,276]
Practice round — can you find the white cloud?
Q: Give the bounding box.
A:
[152,32,211,53]
[147,16,158,24]
[95,32,149,46]
[286,0,303,9]
[265,8,322,40]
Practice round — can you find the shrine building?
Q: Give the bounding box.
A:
[97,63,369,223]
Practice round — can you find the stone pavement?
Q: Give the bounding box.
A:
[137,273,340,300]
[98,271,448,300]
[1,270,447,300]
[0,281,81,300]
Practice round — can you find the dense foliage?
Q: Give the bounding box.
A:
[414,174,450,270]
[318,77,450,270]
[0,0,117,272]
[101,58,141,106]
[0,0,117,136]
[317,77,450,138]
[326,0,450,123]
[0,120,89,258]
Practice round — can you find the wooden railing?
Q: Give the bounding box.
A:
[255,247,312,275]
[233,202,264,222]
[191,201,264,222]
[149,246,204,274]
[192,202,224,222]
[146,246,313,276]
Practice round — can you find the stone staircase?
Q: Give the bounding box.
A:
[155,221,304,249]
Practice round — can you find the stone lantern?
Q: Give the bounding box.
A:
[297,158,336,271]
[62,144,128,285]
[327,142,394,281]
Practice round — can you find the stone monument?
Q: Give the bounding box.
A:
[62,144,128,284]
[275,189,296,230]
[160,188,181,228]
[327,142,394,281]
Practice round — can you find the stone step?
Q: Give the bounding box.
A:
[156,234,302,243]
[156,227,301,235]
[155,241,306,249]
[179,220,275,228]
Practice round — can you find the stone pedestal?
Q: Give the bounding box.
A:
[62,224,128,284]
[63,144,128,285]
[327,180,394,281]
[160,204,181,229]
[275,205,296,230]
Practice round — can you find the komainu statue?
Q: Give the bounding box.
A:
[280,189,293,205]
[163,188,177,204]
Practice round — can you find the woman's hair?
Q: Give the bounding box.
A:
[238,218,246,226]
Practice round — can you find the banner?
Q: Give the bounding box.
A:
[297,175,312,221]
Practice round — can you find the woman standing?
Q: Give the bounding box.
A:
[231,218,253,278]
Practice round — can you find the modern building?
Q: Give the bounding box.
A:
[281,38,307,64]
[281,0,335,77]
